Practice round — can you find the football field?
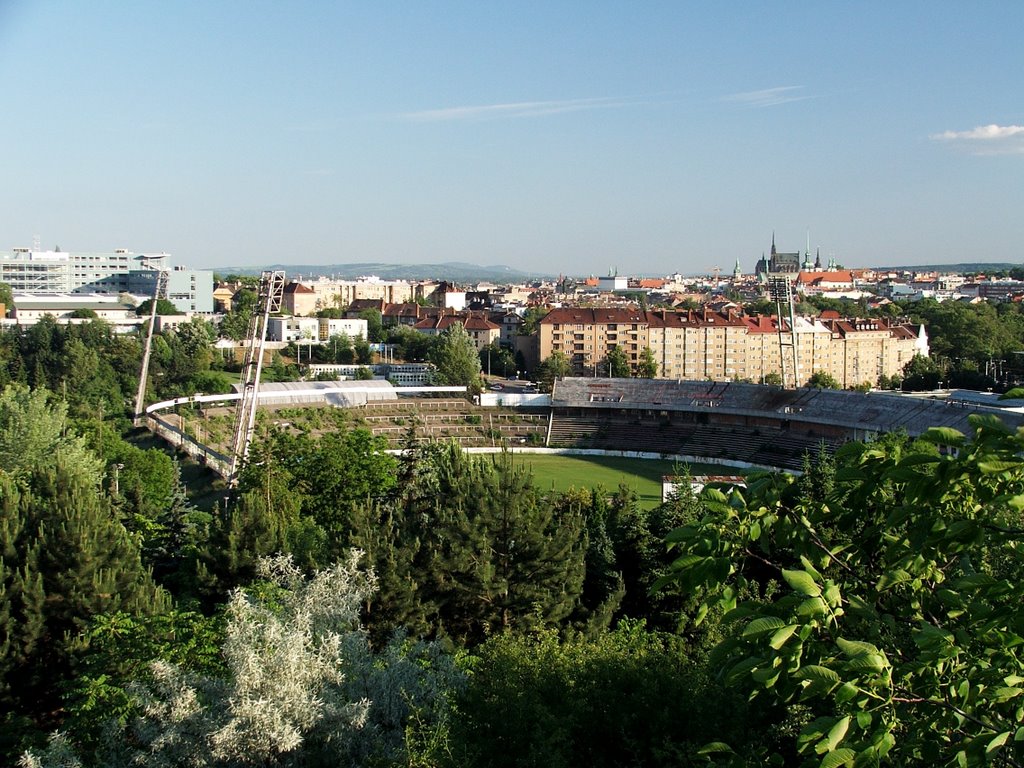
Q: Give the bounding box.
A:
[510,453,730,509]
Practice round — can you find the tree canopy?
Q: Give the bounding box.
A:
[660,416,1024,765]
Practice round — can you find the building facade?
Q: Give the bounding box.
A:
[0,248,213,313]
[539,307,927,388]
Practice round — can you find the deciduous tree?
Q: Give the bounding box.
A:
[660,415,1024,765]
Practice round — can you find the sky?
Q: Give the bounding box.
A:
[0,1,1021,277]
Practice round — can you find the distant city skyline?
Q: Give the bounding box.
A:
[1,3,1021,275]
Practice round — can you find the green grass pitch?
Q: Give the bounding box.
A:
[507,453,733,509]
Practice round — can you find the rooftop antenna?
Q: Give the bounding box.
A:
[32,235,40,252]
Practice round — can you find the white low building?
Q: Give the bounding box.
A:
[267,316,369,343]
[11,293,140,326]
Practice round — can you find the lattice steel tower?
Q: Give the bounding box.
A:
[227,270,286,485]
[133,255,170,425]
[767,274,800,389]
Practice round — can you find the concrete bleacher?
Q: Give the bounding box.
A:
[551,378,1024,437]
[546,377,1024,470]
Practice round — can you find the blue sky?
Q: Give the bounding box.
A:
[0,2,1021,276]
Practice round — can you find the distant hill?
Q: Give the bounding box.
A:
[215,262,555,283]
[876,262,1021,274]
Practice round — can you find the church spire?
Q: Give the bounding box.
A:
[771,231,776,256]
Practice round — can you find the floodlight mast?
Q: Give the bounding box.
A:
[767,275,800,389]
[133,255,170,426]
[227,270,286,486]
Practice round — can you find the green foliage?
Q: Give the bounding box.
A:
[806,370,841,389]
[536,350,571,392]
[518,306,549,337]
[386,325,433,363]
[902,353,941,391]
[354,444,588,645]
[61,609,225,756]
[660,415,1024,765]
[479,342,515,378]
[26,554,464,768]
[637,346,659,378]
[135,298,179,316]
[428,324,481,390]
[358,308,384,342]
[0,385,102,479]
[449,622,777,768]
[1,454,169,759]
[605,345,631,378]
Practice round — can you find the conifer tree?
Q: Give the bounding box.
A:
[406,445,587,643]
[1,458,168,758]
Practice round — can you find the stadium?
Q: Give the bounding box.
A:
[149,378,1024,478]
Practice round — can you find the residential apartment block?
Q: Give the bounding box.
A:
[284,277,415,314]
[539,307,927,388]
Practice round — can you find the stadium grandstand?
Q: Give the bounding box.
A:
[547,378,1024,470]
[153,377,1024,478]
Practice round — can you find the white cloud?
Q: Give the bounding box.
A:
[722,86,808,108]
[400,97,629,123]
[930,124,1024,154]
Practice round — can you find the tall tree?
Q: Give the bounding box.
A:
[637,346,659,378]
[1,457,168,758]
[428,324,481,390]
[536,350,571,392]
[605,345,631,378]
[399,445,587,644]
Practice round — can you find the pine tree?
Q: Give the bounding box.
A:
[407,445,587,644]
[0,458,168,760]
[562,488,624,635]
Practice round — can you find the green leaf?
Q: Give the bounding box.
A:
[824,716,851,752]
[722,605,756,622]
[750,521,762,541]
[796,665,841,686]
[978,460,1022,474]
[769,624,799,650]
[798,596,829,618]
[726,656,761,686]
[834,682,858,705]
[987,732,1010,754]
[875,569,911,591]
[918,426,965,446]
[1007,494,1024,512]
[783,569,822,597]
[819,748,856,768]
[836,638,881,658]
[742,615,787,638]
[953,573,996,590]
[698,742,735,755]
